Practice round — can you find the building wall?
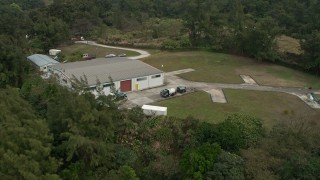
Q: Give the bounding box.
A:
[132,76,149,91]
[48,65,164,95]
[92,81,120,96]
[148,73,164,88]
[131,73,164,91]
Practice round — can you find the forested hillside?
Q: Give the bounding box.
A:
[1,0,320,179]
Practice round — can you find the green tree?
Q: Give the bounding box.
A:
[45,83,122,178]
[0,35,30,88]
[180,143,222,179]
[238,17,280,61]
[217,114,264,151]
[207,151,245,180]
[0,88,59,179]
[302,30,320,75]
[106,165,139,180]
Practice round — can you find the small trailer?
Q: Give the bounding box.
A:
[142,105,167,116]
[49,49,61,56]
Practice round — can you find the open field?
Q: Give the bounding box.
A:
[153,90,320,129]
[59,44,140,58]
[143,51,320,89]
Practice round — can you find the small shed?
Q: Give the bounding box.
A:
[27,54,60,73]
[49,49,61,56]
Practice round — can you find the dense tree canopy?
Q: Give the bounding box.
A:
[0,88,59,179]
[0,0,320,179]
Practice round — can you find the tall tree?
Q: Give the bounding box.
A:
[0,88,59,179]
[302,30,320,75]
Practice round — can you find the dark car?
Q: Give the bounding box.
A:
[177,86,187,93]
[110,92,127,100]
[160,89,170,98]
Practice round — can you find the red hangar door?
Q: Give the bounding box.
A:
[120,80,132,92]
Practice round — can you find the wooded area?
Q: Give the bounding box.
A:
[1,0,320,179]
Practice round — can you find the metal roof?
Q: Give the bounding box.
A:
[49,57,163,86]
[27,54,60,67]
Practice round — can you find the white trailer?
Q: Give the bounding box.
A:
[142,105,167,116]
[49,49,61,56]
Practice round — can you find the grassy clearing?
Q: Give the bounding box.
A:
[143,51,320,89]
[59,44,140,58]
[153,90,320,129]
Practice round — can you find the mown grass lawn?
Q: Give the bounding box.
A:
[59,44,140,58]
[153,90,320,129]
[143,51,320,89]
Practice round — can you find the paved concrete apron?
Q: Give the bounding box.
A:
[205,88,227,103]
[240,75,258,85]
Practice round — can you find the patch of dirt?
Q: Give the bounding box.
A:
[276,35,303,55]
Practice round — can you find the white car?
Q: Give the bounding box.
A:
[105,54,117,58]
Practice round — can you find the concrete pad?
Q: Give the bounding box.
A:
[288,92,320,109]
[130,97,154,106]
[165,69,195,76]
[206,88,227,103]
[240,75,258,85]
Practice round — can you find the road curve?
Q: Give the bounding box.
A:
[75,41,150,60]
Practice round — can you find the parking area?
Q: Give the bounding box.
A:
[122,69,197,108]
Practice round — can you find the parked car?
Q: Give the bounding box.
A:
[160,88,176,98]
[105,54,117,58]
[177,86,187,93]
[118,53,127,57]
[82,53,96,60]
[110,91,127,99]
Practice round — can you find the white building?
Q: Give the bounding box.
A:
[27,54,60,73]
[48,57,164,95]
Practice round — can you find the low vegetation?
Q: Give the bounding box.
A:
[153,90,320,129]
[143,51,320,89]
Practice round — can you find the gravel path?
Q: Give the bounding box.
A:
[75,41,150,59]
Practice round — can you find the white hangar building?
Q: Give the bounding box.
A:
[27,54,60,73]
[48,57,164,95]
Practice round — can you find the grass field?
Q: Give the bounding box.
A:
[153,90,320,129]
[143,51,320,89]
[59,44,140,58]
